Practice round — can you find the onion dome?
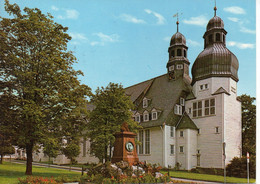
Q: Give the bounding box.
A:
[206,16,224,31]
[167,19,191,83]
[191,7,239,85]
[170,32,186,46]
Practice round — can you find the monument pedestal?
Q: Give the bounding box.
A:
[111,131,139,166]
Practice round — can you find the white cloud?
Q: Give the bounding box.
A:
[119,14,146,24]
[240,27,256,34]
[51,5,59,11]
[223,6,246,14]
[228,17,239,22]
[163,36,171,42]
[183,15,208,27]
[227,41,254,49]
[91,32,120,46]
[187,39,201,46]
[57,9,79,20]
[144,9,166,25]
[69,33,88,40]
[227,17,255,34]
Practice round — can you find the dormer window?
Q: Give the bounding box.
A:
[151,108,158,120]
[135,113,140,122]
[180,98,185,106]
[143,98,148,108]
[169,65,174,72]
[176,64,183,70]
[143,111,149,122]
[152,111,157,120]
[174,104,182,115]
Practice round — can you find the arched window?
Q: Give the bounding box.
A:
[177,49,182,56]
[216,33,220,41]
[184,50,187,58]
[208,34,213,44]
[171,50,175,58]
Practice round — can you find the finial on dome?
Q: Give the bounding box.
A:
[214,0,217,16]
[173,12,182,32]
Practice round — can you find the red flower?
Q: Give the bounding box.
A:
[111,176,114,179]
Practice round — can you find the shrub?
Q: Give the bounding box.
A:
[226,156,255,178]
[55,175,80,183]
[18,176,59,184]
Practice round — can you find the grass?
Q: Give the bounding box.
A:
[161,170,256,183]
[0,161,81,184]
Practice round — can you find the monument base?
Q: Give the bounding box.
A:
[111,131,139,166]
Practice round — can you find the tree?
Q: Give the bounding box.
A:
[63,141,80,170]
[0,133,15,164]
[43,138,59,165]
[0,1,91,175]
[87,83,140,162]
[239,94,256,156]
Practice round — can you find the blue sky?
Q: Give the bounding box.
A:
[0,0,256,97]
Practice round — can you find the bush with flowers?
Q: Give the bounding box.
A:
[79,161,172,183]
[18,176,59,184]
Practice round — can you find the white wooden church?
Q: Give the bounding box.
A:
[34,6,242,170]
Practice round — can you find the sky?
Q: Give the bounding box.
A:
[0,0,256,97]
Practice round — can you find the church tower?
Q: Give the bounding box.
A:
[185,5,242,168]
[167,20,191,83]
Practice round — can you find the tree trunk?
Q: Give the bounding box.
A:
[109,141,112,161]
[0,154,3,164]
[25,143,33,175]
[104,145,108,163]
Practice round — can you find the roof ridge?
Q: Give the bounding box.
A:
[124,73,167,89]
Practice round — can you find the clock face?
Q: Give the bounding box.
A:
[125,142,134,152]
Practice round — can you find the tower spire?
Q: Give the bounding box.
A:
[214,0,217,16]
[173,13,181,32]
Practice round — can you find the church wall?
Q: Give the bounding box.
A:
[186,129,198,170]
[186,80,224,168]
[53,155,71,165]
[164,125,176,168]
[176,129,186,170]
[138,127,163,166]
[223,79,242,164]
[75,138,99,164]
[193,78,230,98]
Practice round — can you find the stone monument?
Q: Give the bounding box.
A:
[111,122,139,166]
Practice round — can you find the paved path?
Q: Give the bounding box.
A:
[171,177,222,184]
[13,161,83,172]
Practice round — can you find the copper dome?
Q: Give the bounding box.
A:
[170,32,186,46]
[191,43,239,85]
[206,16,224,31]
[191,14,239,85]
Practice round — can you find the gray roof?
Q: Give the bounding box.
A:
[176,112,198,130]
[125,74,192,128]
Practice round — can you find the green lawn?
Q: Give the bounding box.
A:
[161,170,255,183]
[0,162,81,184]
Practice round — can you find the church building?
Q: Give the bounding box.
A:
[125,6,241,170]
[33,6,242,170]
